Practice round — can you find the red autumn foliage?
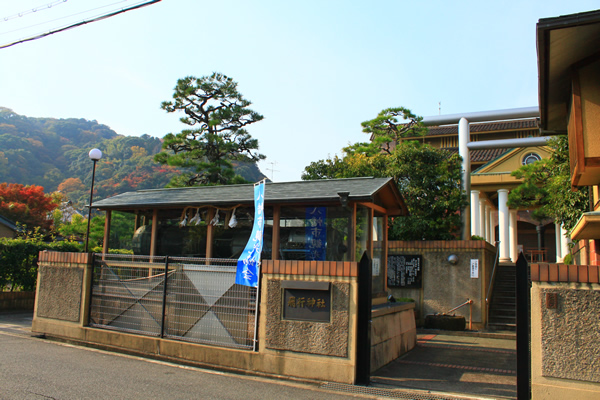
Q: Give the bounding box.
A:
[0,183,57,231]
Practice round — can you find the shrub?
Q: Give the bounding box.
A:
[0,233,81,291]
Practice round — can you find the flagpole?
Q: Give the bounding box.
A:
[252,178,265,352]
[252,261,261,352]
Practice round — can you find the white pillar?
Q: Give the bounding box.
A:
[510,209,518,262]
[485,204,492,242]
[498,189,510,262]
[555,222,563,263]
[459,117,471,240]
[489,208,495,243]
[470,190,480,237]
[479,199,487,241]
[560,224,570,263]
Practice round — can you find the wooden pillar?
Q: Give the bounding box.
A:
[350,203,357,262]
[272,205,280,260]
[150,209,158,258]
[206,208,215,261]
[102,210,111,255]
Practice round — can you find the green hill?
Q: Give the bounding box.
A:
[0,107,267,209]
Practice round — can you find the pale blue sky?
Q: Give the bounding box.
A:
[1,1,598,182]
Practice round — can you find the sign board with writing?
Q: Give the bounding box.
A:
[470,259,479,279]
[281,281,330,322]
[387,255,422,288]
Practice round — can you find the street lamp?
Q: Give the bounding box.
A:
[85,148,102,253]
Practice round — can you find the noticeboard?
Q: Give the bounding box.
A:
[387,255,422,288]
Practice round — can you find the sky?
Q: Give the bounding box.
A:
[0,0,598,182]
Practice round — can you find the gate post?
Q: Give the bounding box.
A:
[516,252,531,399]
[160,256,169,338]
[355,252,372,385]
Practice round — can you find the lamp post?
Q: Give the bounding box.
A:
[85,148,102,253]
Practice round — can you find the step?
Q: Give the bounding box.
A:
[487,323,516,332]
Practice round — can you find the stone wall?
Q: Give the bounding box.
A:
[33,253,417,383]
[34,251,92,325]
[387,240,496,329]
[530,263,600,399]
[264,279,350,357]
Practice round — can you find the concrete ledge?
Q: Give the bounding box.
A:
[370,302,416,372]
[31,321,356,384]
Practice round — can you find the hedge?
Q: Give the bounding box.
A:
[0,238,81,292]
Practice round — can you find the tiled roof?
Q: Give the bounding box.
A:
[92,177,398,210]
[420,118,539,137]
[445,148,511,163]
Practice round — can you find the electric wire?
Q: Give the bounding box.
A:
[1,0,69,24]
[0,0,161,50]
[0,0,130,37]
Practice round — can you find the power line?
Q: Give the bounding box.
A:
[0,0,130,38]
[0,0,161,50]
[1,0,69,24]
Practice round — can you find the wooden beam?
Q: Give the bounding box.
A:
[102,210,111,255]
[206,208,215,261]
[150,209,158,258]
[272,205,280,260]
[356,202,387,215]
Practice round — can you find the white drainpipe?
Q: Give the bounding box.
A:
[421,107,541,240]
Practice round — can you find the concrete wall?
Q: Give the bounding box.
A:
[33,253,417,384]
[388,240,496,329]
[530,263,600,399]
[370,302,416,372]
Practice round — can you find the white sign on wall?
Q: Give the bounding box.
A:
[470,259,479,279]
[372,258,380,276]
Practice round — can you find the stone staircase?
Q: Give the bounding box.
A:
[487,263,516,331]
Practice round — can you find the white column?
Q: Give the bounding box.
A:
[498,189,510,262]
[489,208,495,243]
[459,117,471,240]
[509,209,518,262]
[560,224,570,263]
[485,204,492,242]
[470,190,480,237]
[555,222,563,262]
[479,199,487,241]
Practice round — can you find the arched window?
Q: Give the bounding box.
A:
[522,152,541,165]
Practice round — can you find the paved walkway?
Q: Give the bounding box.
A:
[371,331,517,399]
[1,312,516,399]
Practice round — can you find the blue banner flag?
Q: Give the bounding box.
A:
[236,180,265,287]
[306,207,327,261]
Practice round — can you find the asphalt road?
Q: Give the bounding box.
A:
[0,314,371,400]
[1,312,515,400]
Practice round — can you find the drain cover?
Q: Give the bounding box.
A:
[320,382,481,400]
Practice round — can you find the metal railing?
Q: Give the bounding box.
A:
[89,254,258,350]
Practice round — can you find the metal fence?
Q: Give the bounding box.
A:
[89,254,258,350]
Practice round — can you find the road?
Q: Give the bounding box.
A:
[0,314,373,400]
[1,312,514,400]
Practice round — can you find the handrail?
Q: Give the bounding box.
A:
[438,299,474,330]
[485,241,501,328]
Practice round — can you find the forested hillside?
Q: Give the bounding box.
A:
[0,107,266,209]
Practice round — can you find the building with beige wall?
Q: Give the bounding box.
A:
[529,9,600,399]
[397,117,567,264]
[0,214,17,238]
